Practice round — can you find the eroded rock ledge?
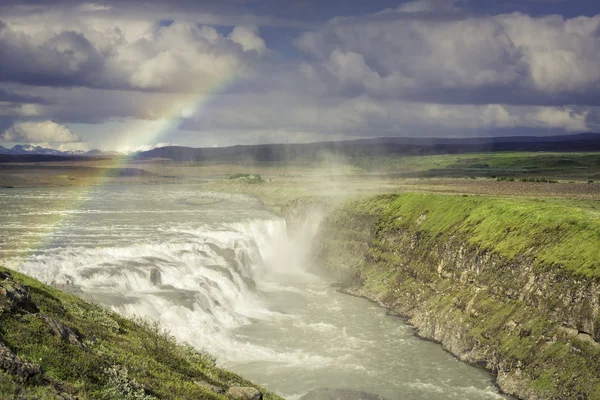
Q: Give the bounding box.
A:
[313,193,600,400]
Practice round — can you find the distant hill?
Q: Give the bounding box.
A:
[134,133,600,163]
[2,133,600,163]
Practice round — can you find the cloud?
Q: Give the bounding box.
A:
[0,1,598,149]
[397,0,464,13]
[123,142,174,153]
[78,3,112,12]
[228,26,267,54]
[1,120,81,143]
[56,142,89,151]
[180,90,590,137]
[0,1,310,30]
[0,89,46,104]
[498,13,600,94]
[0,15,269,92]
[295,8,600,106]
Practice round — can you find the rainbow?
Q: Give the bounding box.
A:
[6,70,242,273]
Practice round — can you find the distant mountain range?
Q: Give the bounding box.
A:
[134,132,600,163]
[2,132,600,163]
[0,145,124,157]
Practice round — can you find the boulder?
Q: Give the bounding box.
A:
[0,343,41,383]
[39,315,82,347]
[226,386,263,400]
[300,388,388,400]
[0,271,38,313]
[150,268,162,286]
[194,380,225,394]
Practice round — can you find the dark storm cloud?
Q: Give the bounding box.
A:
[388,87,600,107]
[0,24,107,88]
[0,118,16,134]
[0,88,46,104]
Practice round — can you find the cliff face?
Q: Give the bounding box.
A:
[314,193,600,400]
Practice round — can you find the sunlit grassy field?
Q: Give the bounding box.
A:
[340,193,600,277]
[1,152,599,206]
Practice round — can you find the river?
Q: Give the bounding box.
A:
[0,185,508,399]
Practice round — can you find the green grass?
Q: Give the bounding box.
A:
[340,193,600,277]
[0,267,283,400]
[346,152,600,179]
[227,173,264,183]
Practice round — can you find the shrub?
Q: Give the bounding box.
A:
[98,365,157,400]
[66,302,120,334]
[228,173,264,184]
[132,317,177,363]
[177,344,216,367]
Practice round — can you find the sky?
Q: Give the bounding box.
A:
[1,0,600,152]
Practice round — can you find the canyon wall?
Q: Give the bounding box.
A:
[313,193,600,400]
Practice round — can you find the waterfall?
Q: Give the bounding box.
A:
[12,218,301,360]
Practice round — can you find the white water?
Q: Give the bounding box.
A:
[0,185,509,399]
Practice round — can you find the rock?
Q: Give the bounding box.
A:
[150,268,162,286]
[39,315,82,347]
[0,343,41,383]
[0,271,38,313]
[300,388,388,400]
[194,380,225,394]
[226,386,263,400]
[207,243,236,264]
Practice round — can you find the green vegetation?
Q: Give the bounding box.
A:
[346,152,600,180]
[227,173,263,184]
[495,177,558,183]
[0,267,282,400]
[338,193,600,277]
[316,192,600,399]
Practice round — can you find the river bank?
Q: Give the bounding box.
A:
[313,193,600,400]
[203,178,600,399]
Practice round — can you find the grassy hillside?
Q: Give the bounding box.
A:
[0,267,282,400]
[338,193,600,277]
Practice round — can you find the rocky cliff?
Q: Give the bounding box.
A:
[314,193,600,400]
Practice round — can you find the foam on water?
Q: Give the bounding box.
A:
[0,187,298,361]
[10,217,297,360]
[0,185,510,400]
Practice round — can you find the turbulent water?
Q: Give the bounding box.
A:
[0,185,507,399]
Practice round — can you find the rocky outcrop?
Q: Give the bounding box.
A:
[314,194,600,400]
[226,386,263,400]
[0,271,38,314]
[150,268,162,286]
[39,315,82,347]
[194,380,226,394]
[0,343,41,383]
